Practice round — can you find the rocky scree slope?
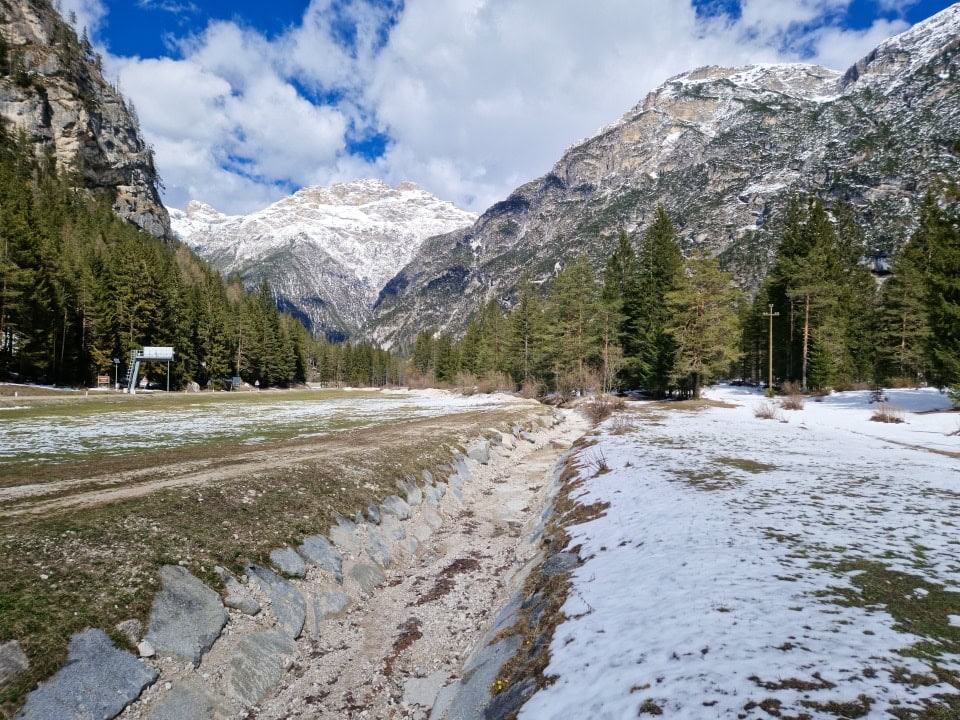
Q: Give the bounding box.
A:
[368,4,960,346]
[0,0,170,238]
[171,180,477,340]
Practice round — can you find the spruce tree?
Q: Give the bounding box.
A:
[636,206,683,396]
[664,252,742,399]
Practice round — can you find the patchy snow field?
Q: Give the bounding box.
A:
[0,391,516,465]
[522,386,960,719]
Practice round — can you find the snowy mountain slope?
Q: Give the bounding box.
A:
[369,4,960,346]
[171,180,477,338]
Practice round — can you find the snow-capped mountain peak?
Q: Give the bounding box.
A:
[172,180,477,338]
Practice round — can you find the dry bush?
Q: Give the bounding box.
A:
[554,371,580,405]
[610,395,627,411]
[455,371,478,395]
[478,371,514,394]
[609,415,636,435]
[406,371,437,390]
[584,395,616,424]
[870,403,904,424]
[754,400,783,421]
[519,379,545,399]
[780,393,805,410]
[583,447,610,475]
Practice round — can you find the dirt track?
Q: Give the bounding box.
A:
[0,409,532,518]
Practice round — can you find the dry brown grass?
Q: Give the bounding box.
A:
[870,403,904,424]
[584,395,616,424]
[754,400,784,421]
[780,394,805,410]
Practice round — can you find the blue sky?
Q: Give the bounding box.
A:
[61,0,958,215]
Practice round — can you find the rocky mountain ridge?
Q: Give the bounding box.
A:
[171,179,477,339]
[0,0,170,237]
[367,3,960,347]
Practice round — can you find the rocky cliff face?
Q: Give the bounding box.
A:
[0,0,170,238]
[171,180,477,339]
[369,4,960,346]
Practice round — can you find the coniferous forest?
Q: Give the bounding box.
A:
[1,110,957,400]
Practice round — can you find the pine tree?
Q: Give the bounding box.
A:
[920,197,960,388]
[636,206,683,396]
[664,252,742,399]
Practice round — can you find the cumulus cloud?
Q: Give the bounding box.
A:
[93,0,932,215]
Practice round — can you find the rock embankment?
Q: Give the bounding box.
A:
[14,409,586,719]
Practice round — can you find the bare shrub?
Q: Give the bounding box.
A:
[519,379,544,399]
[610,395,627,411]
[477,371,514,394]
[583,447,610,475]
[407,371,437,390]
[584,395,615,424]
[870,403,904,424]
[610,415,636,435]
[455,371,477,395]
[780,393,804,411]
[754,400,783,421]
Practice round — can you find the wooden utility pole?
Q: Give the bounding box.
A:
[762,303,780,392]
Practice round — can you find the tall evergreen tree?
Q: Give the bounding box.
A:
[636,206,683,396]
[665,252,742,399]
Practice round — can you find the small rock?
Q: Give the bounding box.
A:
[366,504,382,525]
[137,640,156,658]
[115,619,143,646]
[365,526,394,569]
[0,640,29,693]
[422,469,434,485]
[541,552,580,578]
[329,516,362,556]
[223,575,261,616]
[519,431,536,443]
[421,507,443,530]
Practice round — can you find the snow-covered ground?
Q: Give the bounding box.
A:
[0,391,519,465]
[523,385,959,719]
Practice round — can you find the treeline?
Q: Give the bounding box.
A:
[407,207,742,399]
[0,128,313,389]
[741,194,960,393]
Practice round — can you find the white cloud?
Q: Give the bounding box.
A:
[94,0,930,216]
[57,0,107,34]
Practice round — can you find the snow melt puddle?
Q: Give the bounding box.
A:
[522,386,960,719]
[0,392,508,463]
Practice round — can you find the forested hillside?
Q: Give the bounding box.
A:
[0,128,314,389]
[406,196,960,400]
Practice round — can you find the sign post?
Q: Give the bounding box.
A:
[112,357,120,390]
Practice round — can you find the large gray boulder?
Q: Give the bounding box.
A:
[441,636,522,720]
[381,494,412,520]
[329,515,362,556]
[365,526,394,569]
[145,565,227,666]
[467,440,490,464]
[299,535,344,583]
[224,630,297,707]
[16,629,157,720]
[398,477,423,506]
[247,566,306,639]
[269,547,306,578]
